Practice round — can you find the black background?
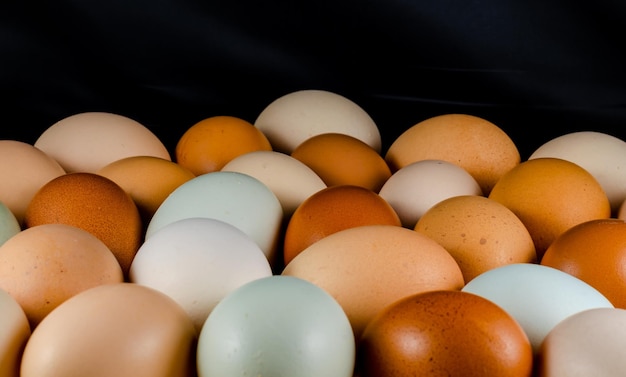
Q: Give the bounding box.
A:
[3,1,626,160]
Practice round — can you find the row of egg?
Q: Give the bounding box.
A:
[1,89,626,376]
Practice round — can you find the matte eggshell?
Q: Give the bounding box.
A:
[0,289,31,377]
[0,201,20,247]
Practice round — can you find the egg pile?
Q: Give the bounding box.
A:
[2,89,626,376]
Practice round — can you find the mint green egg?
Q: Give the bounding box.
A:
[0,202,20,246]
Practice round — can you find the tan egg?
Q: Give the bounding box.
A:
[34,112,171,173]
[282,224,464,338]
[0,288,31,377]
[20,283,197,377]
[97,156,195,224]
[254,89,382,154]
[415,195,537,283]
[221,150,327,218]
[0,140,66,226]
[290,133,392,192]
[0,224,124,329]
[384,114,520,195]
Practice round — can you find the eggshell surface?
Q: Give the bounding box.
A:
[20,283,197,377]
[379,160,483,228]
[129,217,273,332]
[0,140,66,225]
[0,202,21,247]
[197,275,355,377]
[0,289,31,377]
[221,150,327,217]
[282,224,464,338]
[34,112,171,173]
[462,263,614,354]
[254,89,381,154]
[357,290,533,377]
[0,224,124,329]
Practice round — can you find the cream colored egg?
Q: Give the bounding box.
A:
[254,89,382,154]
[379,160,483,228]
[222,150,327,217]
[34,112,171,173]
[529,131,626,215]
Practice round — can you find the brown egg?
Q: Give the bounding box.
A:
[541,218,626,309]
[282,225,464,338]
[290,133,392,192]
[384,113,521,195]
[415,195,537,282]
[175,115,273,176]
[34,112,171,173]
[97,156,196,224]
[20,283,197,377]
[0,224,123,329]
[0,288,31,377]
[357,290,533,377]
[24,173,142,278]
[0,140,66,226]
[282,185,401,266]
[489,157,611,260]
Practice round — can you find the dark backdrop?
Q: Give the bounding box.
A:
[3,1,626,159]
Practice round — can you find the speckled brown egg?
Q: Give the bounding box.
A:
[23,173,142,278]
[357,290,533,377]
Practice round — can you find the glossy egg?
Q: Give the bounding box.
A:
[24,172,143,278]
[0,288,31,377]
[197,275,355,377]
[0,224,124,328]
[20,283,197,377]
[254,89,382,154]
[488,157,611,260]
[384,113,520,195]
[282,185,401,266]
[290,133,391,192]
[357,290,533,377]
[541,218,626,309]
[34,112,171,173]
[0,140,66,225]
[282,224,464,338]
[175,115,273,176]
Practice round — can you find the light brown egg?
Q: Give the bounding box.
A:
[34,112,171,173]
[20,283,197,377]
[97,156,195,225]
[24,172,142,278]
[282,224,464,338]
[0,140,66,226]
[0,288,31,377]
[384,113,521,195]
[0,224,123,329]
[415,195,537,282]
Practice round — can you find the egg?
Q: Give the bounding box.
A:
[488,157,611,260]
[146,171,283,267]
[282,224,464,338]
[20,283,197,377]
[129,217,273,332]
[0,140,66,225]
[221,150,327,218]
[0,224,124,329]
[0,288,31,377]
[254,89,382,154]
[529,131,626,215]
[379,160,483,228]
[24,172,143,278]
[384,113,521,195]
[97,155,196,224]
[34,112,171,173]
[462,263,613,354]
[357,290,533,377]
[197,275,355,377]
[282,185,401,266]
[415,195,536,282]
[175,115,273,176]
[541,218,626,309]
[537,307,626,376]
[290,133,391,192]
[0,201,21,247]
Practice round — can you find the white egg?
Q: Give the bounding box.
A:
[462,263,613,354]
